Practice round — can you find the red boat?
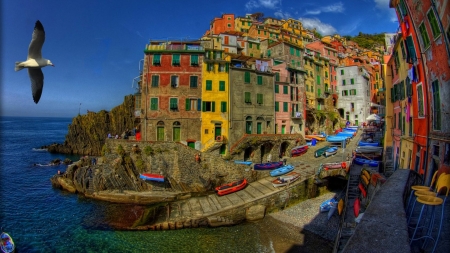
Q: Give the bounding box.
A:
[139,173,165,182]
[291,145,308,157]
[322,162,345,170]
[215,178,247,196]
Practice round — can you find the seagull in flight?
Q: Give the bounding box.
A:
[15,20,54,104]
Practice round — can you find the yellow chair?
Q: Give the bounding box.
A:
[406,171,442,217]
[409,174,450,253]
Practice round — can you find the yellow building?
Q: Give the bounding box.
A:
[235,15,253,35]
[201,49,231,154]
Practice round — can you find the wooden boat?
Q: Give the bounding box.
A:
[305,135,326,141]
[216,178,247,196]
[253,161,283,170]
[271,172,301,187]
[322,162,344,170]
[354,158,380,167]
[314,146,330,157]
[139,173,165,182]
[234,160,252,165]
[358,141,379,147]
[324,147,338,157]
[270,164,294,177]
[1,232,15,253]
[291,145,308,157]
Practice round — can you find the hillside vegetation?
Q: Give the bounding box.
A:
[345,32,386,50]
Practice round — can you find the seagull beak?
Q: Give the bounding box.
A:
[52,64,55,67]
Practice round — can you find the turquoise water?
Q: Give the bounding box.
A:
[0,117,270,252]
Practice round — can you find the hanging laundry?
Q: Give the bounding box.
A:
[408,67,414,81]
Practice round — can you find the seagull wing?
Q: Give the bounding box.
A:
[28,20,45,60]
[28,68,44,104]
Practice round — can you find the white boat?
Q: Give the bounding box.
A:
[272,172,301,187]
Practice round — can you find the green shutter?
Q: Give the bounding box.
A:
[316,75,320,85]
[275,72,280,81]
[245,72,250,83]
[206,80,212,91]
[219,81,225,91]
[391,87,395,102]
[212,101,215,112]
[191,55,198,65]
[225,63,229,72]
[185,98,190,111]
[197,99,202,111]
[275,84,279,93]
[202,101,206,112]
[406,36,417,63]
[257,76,263,85]
[275,102,279,112]
[221,101,227,112]
[245,92,251,103]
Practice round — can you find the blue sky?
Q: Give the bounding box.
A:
[1,0,397,118]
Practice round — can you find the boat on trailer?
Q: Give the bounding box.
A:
[215,178,247,196]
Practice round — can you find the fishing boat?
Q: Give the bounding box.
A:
[253,161,283,170]
[270,164,294,177]
[139,173,165,182]
[347,126,359,130]
[355,146,383,153]
[216,178,247,196]
[322,162,344,170]
[271,172,301,187]
[1,232,14,253]
[355,153,382,161]
[291,145,308,157]
[344,127,357,132]
[336,132,354,138]
[324,146,338,157]
[234,160,252,165]
[354,158,380,167]
[326,135,349,142]
[358,141,379,147]
[314,145,330,157]
[304,135,326,141]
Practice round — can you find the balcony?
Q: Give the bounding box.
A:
[145,44,204,53]
[377,88,386,93]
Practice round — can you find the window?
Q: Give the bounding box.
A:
[207,63,214,72]
[219,81,226,91]
[206,80,212,91]
[316,76,320,85]
[427,10,441,39]
[190,55,199,66]
[151,75,159,87]
[417,83,425,117]
[283,102,288,112]
[275,84,279,93]
[350,78,355,84]
[275,102,279,112]
[220,101,227,112]
[246,116,252,134]
[275,72,280,81]
[325,71,328,78]
[150,98,158,110]
[342,90,348,96]
[257,76,263,85]
[419,23,431,49]
[244,72,250,83]
[342,80,346,86]
[405,36,417,63]
[171,76,179,88]
[218,64,226,72]
[257,94,263,105]
[283,85,288,94]
[153,54,161,65]
[202,101,215,112]
[340,69,344,75]
[157,121,164,141]
[190,76,198,88]
[172,54,180,66]
[185,98,199,111]
[350,89,357,95]
[400,42,406,60]
[245,92,251,103]
[169,98,178,111]
[290,47,294,55]
[432,80,441,130]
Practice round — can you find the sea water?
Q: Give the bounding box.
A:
[0,117,270,253]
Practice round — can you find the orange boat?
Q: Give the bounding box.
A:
[215,178,247,196]
[305,135,326,141]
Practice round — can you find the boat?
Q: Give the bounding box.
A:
[344,127,357,132]
[354,158,380,167]
[336,132,354,138]
[270,164,294,177]
[253,161,283,170]
[271,172,301,187]
[322,162,344,170]
[139,173,165,182]
[216,178,247,196]
[347,126,359,130]
[320,198,338,212]
[291,145,308,157]
[326,135,349,142]
[324,147,338,157]
[355,153,382,161]
[1,232,15,253]
[305,135,326,141]
[314,146,330,157]
[234,160,252,165]
[355,146,383,153]
[358,141,379,147]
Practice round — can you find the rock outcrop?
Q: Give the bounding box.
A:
[46,95,136,156]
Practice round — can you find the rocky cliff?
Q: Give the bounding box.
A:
[46,95,136,156]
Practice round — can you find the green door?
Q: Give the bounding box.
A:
[355,120,359,126]
[173,127,180,141]
[257,122,262,134]
[157,127,164,141]
[281,125,286,134]
[215,127,222,139]
[188,142,195,149]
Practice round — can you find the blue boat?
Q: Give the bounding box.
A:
[254,161,284,170]
[344,127,357,132]
[234,160,252,165]
[324,147,338,157]
[358,141,379,147]
[326,135,348,142]
[354,158,379,167]
[270,164,294,177]
[337,131,355,138]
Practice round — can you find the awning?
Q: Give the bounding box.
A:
[370,102,384,108]
[366,114,381,121]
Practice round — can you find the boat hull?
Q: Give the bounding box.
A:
[358,141,379,147]
[291,145,308,157]
[216,178,247,196]
[314,146,330,157]
[140,173,165,182]
[253,161,284,170]
[272,172,301,187]
[324,147,338,157]
[354,158,380,167]
[270,165,294,177]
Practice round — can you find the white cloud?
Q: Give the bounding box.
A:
[298,17,337,35]
[373,0,390,10]
[305,2,344,15]
[245,0,281,10]
[274,10,292,19]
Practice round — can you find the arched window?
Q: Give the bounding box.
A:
[157,121,165,141]
[245,116,252,134]
[173,121,181,142]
